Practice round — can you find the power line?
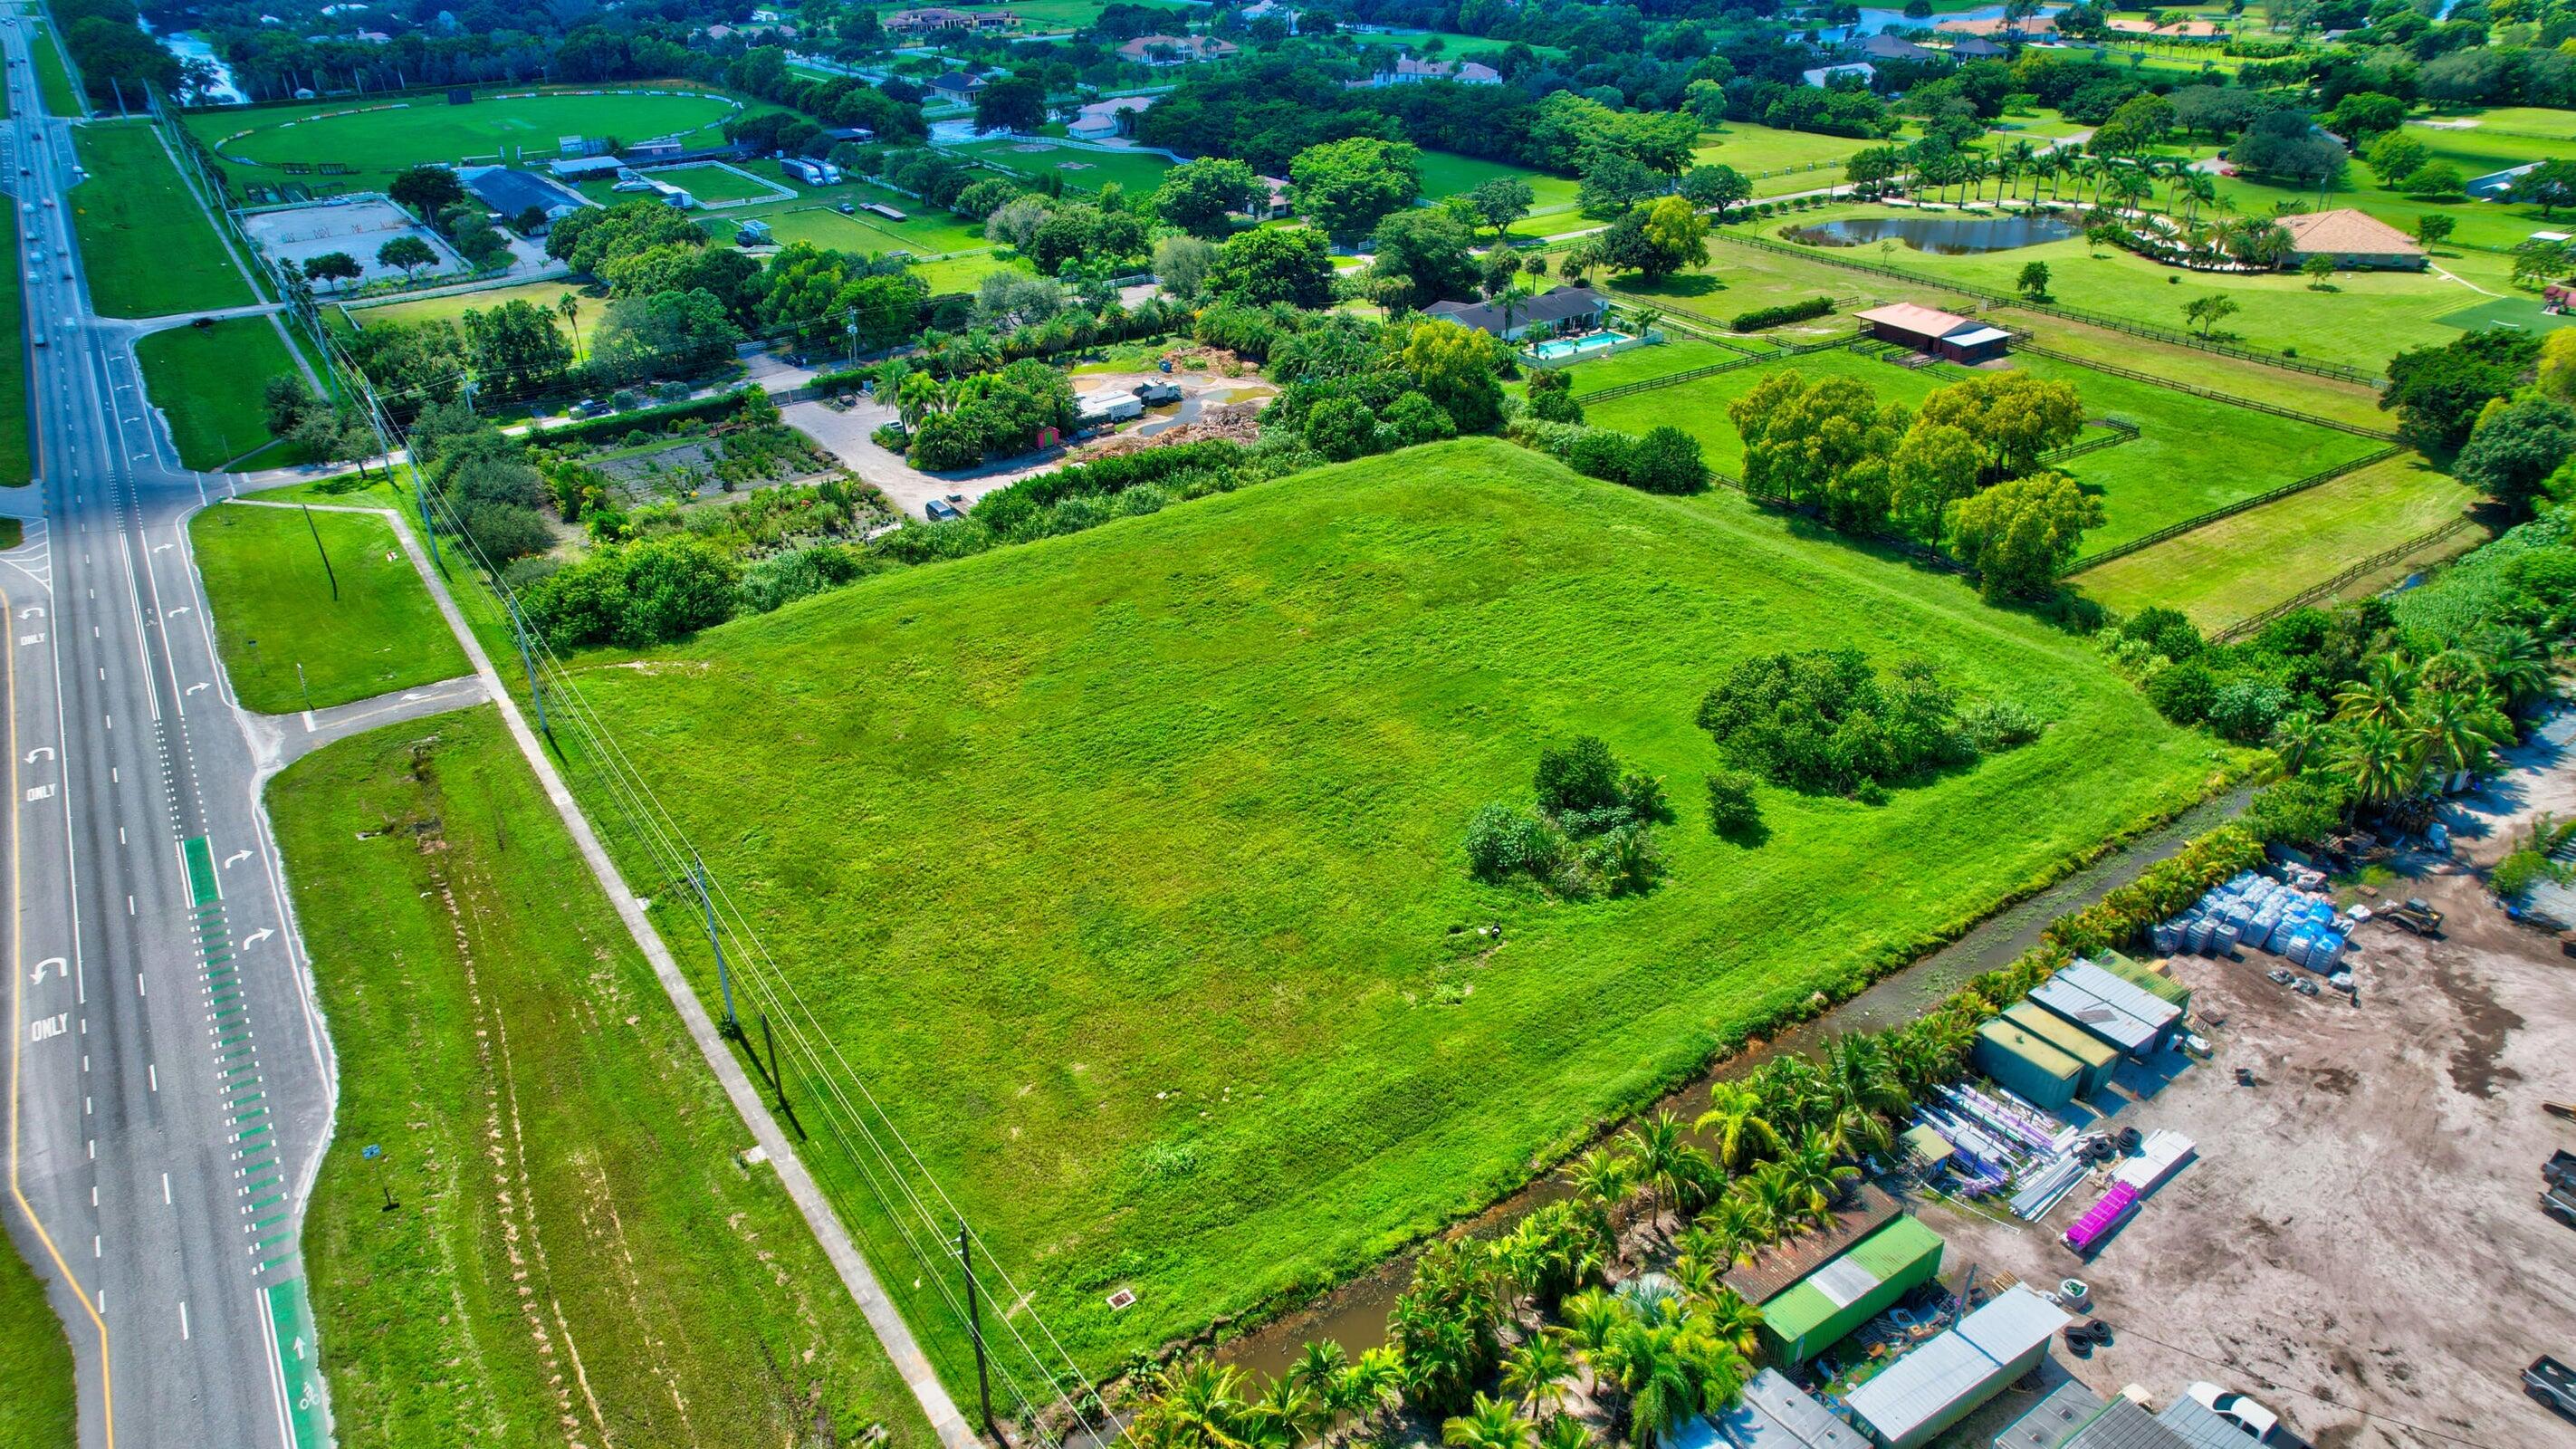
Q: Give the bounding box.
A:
[294,293,1136,1449]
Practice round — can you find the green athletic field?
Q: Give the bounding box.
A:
[182,88,739,197]
[548,437,2221,1374]
[1575,342,2386,554]
[67,122,256,318]
[272,707,942,1449]
[135,318,299,469]
[189,501,469,713]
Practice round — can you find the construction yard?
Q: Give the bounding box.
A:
[1920,715,2576,1449]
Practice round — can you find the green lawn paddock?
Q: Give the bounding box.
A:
[188,501,468,714]
[136,318,300,469]
[1575,341,2384,553]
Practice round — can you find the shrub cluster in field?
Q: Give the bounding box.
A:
[1464,737,1672,900]
[1729,295,1834,333]
[1696,648,2037,804]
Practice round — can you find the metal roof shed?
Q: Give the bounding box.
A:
[1992,1378,2106,1449]
[2003,1003,2117,1097]
[1682,1368,1870,1448]
[1759,1214,1945,1365]
[1846,1286,2070,1449]
[2060,961,2184,1043]
[2027,976,2159,1058]
[2154,1396,2265,1449]
[1974,1020,2083,1110]
[2092,951,2191,1010]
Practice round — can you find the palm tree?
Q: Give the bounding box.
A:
[1288,1341,1347,1407]
[1500,1337,1575,1415]
[556,291,583,358]
[1621,1109,1716,1221]
[1760,1132,1859,1229]
[1604,1321,1699,1449]
[1535,1413,1593,1449]
[1821,1035,1908,1156]
[1694,1287,1766,1359]
[1256,1377,1329,1445]
[1564,1147,1638,1207]
[2332,718,2418,805]
[2334,655,2418,728]
[1442,1394,1534,1449]
[1333,1348,1405,1430]
[1689,1194,1771,1269]
[2410,684,2513,784]
[2271,710,2326,774]
[1694,1082,1783,1173]
[2474,627,2552,710]
[2008,140,2039,198]
[2177,169,2217,226]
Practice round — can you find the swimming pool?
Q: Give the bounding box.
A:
[1525,331,1633,362]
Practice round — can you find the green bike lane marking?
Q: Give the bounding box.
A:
[264,1279,330,1449]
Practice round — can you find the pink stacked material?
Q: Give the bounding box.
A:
[2064,1182,2140,1255]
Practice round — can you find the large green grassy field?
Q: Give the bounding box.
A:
[29,18,79,118]
[551,437,2224,1371]
[136,318,300,470]
[184,89,739,196]
[0,1237,75,1449]
[1576,345,2383,553]
[951,137,1176,195]
[1694,124,1883,197]
[273,706,942,1449]
[67,123,255,318]
[1417,151,1581,215]
[2075,451,2481,629]
[0,208,27,485]
[189,501,470,713]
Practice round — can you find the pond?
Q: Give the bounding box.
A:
[1786,212,2083,255]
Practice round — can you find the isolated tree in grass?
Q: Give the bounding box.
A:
[2362,130,2428,187]
[2302,254,2338,289]
[1465,175,1536,241]
[556,292,583,357]
[2016,260,2050,301]
[301,251,362,291]
[377,234,438,281]
[1288,136,1422,246]
[1679,162,1750,221]
[2509,158,2576,219]
[387,164,465,220]
[2415,212,2456,249]
[2181,293,2239,338]
[1152,157,1259,240]
[1949,471,2102,600]
[2404,163,2464,198]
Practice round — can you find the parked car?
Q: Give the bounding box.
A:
[569,398,609,419]
[925,493,967,522]
[1135,380,1183,406]
[2529,1357,2576,1417]
[2185,1382,2279,1441]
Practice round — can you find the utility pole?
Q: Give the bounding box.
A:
[846,306,859,367]
[692,852,740,1041]
[301,504,340,600]
[960,1219,998,1444]
[505,598,546,734]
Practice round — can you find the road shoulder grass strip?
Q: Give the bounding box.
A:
[187,502,470,714]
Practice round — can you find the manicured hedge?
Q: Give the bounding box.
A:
[530,388,757,446]
[1730,295,1835,333]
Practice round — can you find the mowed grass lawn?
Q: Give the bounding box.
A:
[0,209,28,485]
[1418,151,1580,215]
[1695,124,1883,197]
[557,437,2224,1369]
[0,1238,74,1449]
[1576,346,2382,552]
[273,707,941,1449]
[346,279,593,359]
[184,89,737,194]
[952,138,1174,194]
[189,502,468,713]
[68,123,255,318]
[136,318,299,469]
[30,19,80,117]
[2076,452,2480,629]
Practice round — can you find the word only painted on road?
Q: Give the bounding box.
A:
[30,1012,68,1042]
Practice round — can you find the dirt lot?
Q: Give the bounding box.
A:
[1921,714,2576,1449]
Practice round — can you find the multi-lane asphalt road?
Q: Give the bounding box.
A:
[2,14,337,1448]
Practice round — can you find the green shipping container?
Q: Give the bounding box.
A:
[1973,1019,2082,1110]
[2004,1001,2119,1098]
[2094,950,2193,1010]
[1757,1214,1946,1366]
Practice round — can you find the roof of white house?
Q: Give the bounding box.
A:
[2278,208,2425,255]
